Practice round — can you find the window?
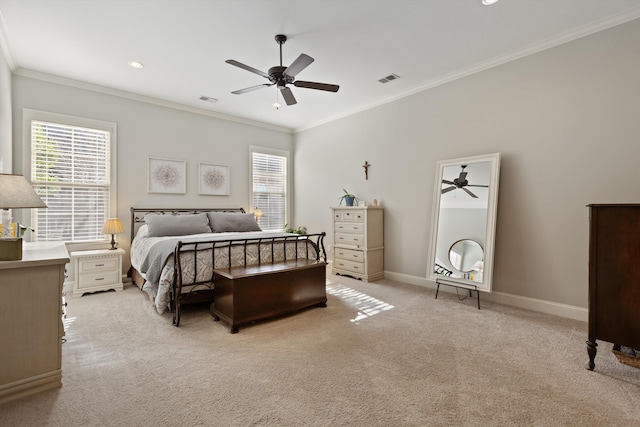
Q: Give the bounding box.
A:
[25,110,117,243]
[250,146,289,231]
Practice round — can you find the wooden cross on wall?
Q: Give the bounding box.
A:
[363,161,370,180]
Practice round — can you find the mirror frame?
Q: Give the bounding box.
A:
[426,153,501,292]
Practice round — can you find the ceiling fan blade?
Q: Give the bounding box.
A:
[294,80,340,92]
[442,179,455,185]
[462,188,478,198]
[442,186,456,194]
[459,172,467,181]
[280,87,297,105]
[225,59,270,79]
[284,54,314,77]
[231,83,273,95]
[467,184,489,188]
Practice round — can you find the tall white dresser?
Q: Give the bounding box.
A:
[0,242,69,404]
[331,206,384,281]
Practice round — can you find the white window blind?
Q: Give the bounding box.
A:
[30,120,111,242]
[251,149,288,231]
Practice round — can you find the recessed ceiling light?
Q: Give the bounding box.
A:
[482,0,500,5]
[128,61,144,69]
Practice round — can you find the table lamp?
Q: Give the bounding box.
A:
[0,174,48,261]
[253,208,264,222]
[102,218,124,250]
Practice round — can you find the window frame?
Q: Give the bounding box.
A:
[22,108,118,249]
[249,145,290,231]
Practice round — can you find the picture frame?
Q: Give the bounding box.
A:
[147,157,186,194]
[198,163,230,196]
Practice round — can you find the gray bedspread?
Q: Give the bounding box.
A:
[139,231,293,286]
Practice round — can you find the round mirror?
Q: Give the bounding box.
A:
[448,239,484,273]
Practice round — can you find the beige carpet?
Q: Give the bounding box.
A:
[1,273,639,426]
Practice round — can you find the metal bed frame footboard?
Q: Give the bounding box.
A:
[171,233,327,326]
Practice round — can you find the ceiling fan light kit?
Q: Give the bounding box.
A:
[226,34,339,106]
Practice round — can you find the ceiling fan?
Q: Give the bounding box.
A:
[441,165,488,198]
[226,34,339,106]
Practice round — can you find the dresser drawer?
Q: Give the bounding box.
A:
[78,270,120,288]
[335,232,364,247]
[334,221,364,233]
[334,247,364,262]
[334,210,364,222]
[78,256,119,273]
[333,258,365,274]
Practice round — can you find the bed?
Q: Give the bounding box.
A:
[128,207,327,326]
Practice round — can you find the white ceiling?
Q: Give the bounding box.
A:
[1,0,639,132]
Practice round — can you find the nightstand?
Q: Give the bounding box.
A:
[71,248,125,297]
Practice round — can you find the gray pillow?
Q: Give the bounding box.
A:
[207,212,262,233]
[145,213,211,237]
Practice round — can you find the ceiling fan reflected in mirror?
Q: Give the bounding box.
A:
[441,165,489,198]
[226,34,339,106]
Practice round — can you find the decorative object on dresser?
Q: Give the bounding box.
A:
[0,242,69,404]
[71,248,125,297]
[0,174,48,261]
[331,206,384,282]
[102,218,125,250]
[337,189,358,207]
[426,153,501,308]
[586,204,640,371]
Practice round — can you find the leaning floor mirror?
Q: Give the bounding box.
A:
[427,153,501,294]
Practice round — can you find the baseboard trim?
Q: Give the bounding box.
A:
[382,271,587,322]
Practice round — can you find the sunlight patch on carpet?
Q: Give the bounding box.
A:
[326,282,394,323]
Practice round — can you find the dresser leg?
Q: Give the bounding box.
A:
[586,340,597,371]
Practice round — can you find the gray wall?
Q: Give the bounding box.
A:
[0,42,11,172]
[9,76,293,271]
[294,18,640,316]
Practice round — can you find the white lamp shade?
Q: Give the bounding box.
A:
[102,218,124,235]
[0,174,48,209]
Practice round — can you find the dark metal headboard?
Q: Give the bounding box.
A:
[130,207,246,242]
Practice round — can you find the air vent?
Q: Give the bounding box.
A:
[199,96,218,103]
[378,73,400,84]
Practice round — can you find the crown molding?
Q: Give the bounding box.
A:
[12,68,293,134]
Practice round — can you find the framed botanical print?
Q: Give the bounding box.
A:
[148,157,186,194]
[198,163,230,196]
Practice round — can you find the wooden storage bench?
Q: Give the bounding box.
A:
[210,259,327,333]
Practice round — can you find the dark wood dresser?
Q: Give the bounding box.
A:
[587,204,640,370]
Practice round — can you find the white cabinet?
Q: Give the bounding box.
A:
[71,248,124,297]
[331,207,384,281]
[0,242,69,404]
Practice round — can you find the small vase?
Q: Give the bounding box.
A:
[345,196,355,206]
